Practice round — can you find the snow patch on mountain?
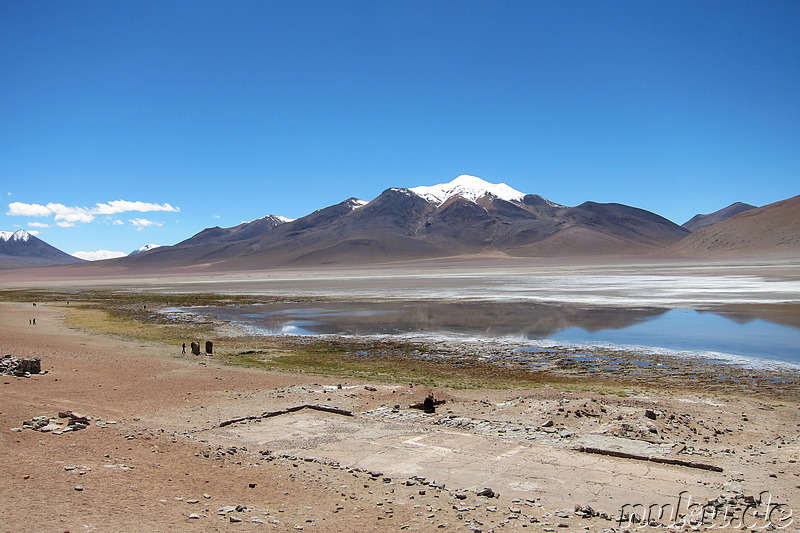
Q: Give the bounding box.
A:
[243,214,294,224]
[351,199,368,209]
[0,229,32,242]
[345,198,368,210]
[129,243,162,255]
[410,175,527,206]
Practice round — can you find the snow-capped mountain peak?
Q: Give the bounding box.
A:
[0,229,32,242]
[129,243,161,255]
[409,175,527,206]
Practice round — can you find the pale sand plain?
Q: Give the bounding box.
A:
[1,258,799,532]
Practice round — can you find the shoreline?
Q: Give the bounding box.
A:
[216,317,800,372]
[5,286,799,396]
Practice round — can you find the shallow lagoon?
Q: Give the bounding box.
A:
[180,301,800,367]
[550,308,799,365]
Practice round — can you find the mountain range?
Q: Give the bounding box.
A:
[2,176,797,270]
[116,175,692,270]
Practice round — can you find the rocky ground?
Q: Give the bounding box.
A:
[1,301,798,532]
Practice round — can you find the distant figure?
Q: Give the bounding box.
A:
[32,318,36,325]
[182,343,186,354]
[32,303,36,307]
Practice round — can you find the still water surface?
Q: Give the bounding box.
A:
[181,302,800,366]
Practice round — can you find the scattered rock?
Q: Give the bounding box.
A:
[0,355,42,376]
[21,412,91,434]
[574,504,597,518]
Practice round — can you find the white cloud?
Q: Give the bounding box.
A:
[57,221,76,228]
[46,203,94,223]
[6,199,180,226]
[112,219,124,225]
[26,230,40,236]
[213,214,221,219]
[94,200,179,215]
[27,222,50,228]
[129,218,163,231]
[8,202,52,217]
[72,250,127,261]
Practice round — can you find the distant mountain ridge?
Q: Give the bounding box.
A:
[177,214,293,247]
[0,230,84,269]
[682,202,756,232]
[670,195,800,256]
[116,175,692,270]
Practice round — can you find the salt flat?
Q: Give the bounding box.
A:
[6,257,797,308]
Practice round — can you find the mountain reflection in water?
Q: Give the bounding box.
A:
[206,302,666,338]
[192,301,800,364]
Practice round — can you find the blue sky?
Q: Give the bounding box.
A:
[2,1,798,258]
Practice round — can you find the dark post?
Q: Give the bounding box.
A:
[205,341,213,354]
[423,394,435,413]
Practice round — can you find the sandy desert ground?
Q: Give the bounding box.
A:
[1,258,799,532]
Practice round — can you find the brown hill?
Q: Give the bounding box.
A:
[682,202,756,232]
[669,195,800,256]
